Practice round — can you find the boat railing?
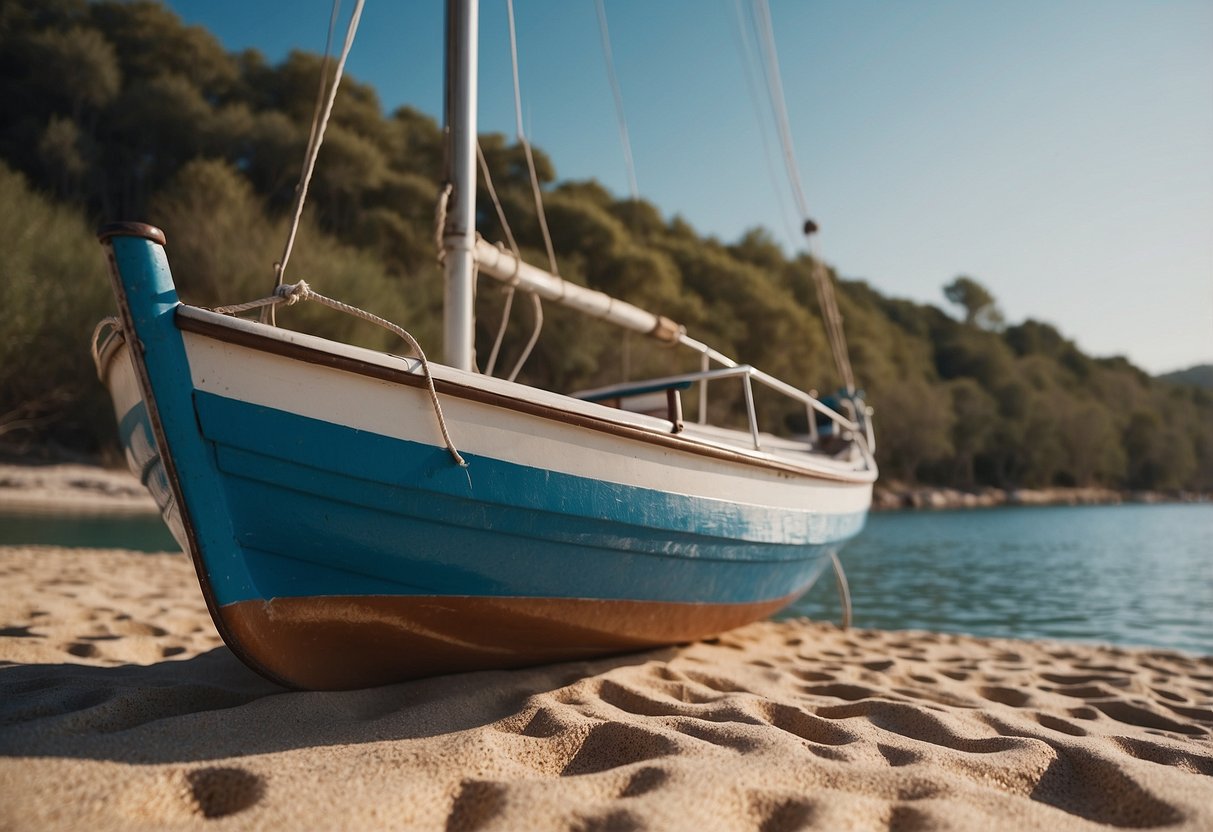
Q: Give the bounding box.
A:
[473,238,875,459]
[574,363,872,457]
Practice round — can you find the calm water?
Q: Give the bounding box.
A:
[0,513,178,552]
[789,503,1213,656]
[2,503,1210,655]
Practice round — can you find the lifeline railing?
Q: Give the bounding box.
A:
[575,363,876,461]
[473,238,875,464]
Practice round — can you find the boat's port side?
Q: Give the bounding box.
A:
[176,324,869,688]
[191,386,851,602]
[97,226,872,691]
[179,319,869,600]
[100,301,866,690]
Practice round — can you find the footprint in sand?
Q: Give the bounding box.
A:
[747,794,816,832]
[978,685,1033,708]
[562,722,681,776]
[185,767,265,818]
[122,766,264,822]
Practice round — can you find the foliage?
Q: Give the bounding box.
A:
[944,275,1004,330]
[0,162,113,456]
[1,0,1210,492]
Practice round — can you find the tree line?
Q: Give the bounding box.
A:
[1,0,1210,492]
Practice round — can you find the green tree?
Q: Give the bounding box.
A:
[1056,400,1125,486]
[944,275,1004,329]
[37,116,88,197]
[0,163,112,455]
[1123,411,1196,490]
[27,26,120,120]
[873,378,954,481]
[89,1,235,98]
[946,378,997,486]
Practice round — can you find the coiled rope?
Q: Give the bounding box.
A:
[214,282,467,468]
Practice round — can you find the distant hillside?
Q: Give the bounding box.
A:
[1158,365,1213,390]
[1,0,1210,492]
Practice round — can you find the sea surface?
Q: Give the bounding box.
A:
[1,503,1210,656]
[0,512,177,552]
[790,503,1213,656]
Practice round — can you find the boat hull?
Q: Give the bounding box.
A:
[97,226,872,689]
[221,593,797,689]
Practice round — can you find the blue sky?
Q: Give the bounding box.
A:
[165,0,1212,374]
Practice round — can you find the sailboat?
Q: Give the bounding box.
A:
[91,1,876,690]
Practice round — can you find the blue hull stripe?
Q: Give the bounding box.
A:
[187,391,864,607]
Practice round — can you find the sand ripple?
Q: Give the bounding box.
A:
[1,545,1211,830]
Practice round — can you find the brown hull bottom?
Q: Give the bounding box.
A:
[219,593,798,690]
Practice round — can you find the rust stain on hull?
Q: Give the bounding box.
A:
[220,594,796,690]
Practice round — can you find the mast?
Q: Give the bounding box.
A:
[442,0,478,371]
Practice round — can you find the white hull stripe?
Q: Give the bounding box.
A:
[183,330,872,515]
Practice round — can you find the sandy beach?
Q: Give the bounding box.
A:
[1,541,1211,831]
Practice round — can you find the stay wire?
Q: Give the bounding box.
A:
[266,0,365,326]
[750,0,809,220]
[506,0,560,278]
[594,0,639,201]
[730,0,801,250]
[750,0,856,395]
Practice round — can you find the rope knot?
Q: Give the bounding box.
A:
[276,281,312,306]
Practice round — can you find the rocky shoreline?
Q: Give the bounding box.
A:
[873,482,1211,511]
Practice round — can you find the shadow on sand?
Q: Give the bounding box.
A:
[0,644,677,764]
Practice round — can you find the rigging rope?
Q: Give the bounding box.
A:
[478,143,519,379]
[477,143,521,260]
[506,0,560,278]
[476,142,543,381]
[730,0,801,249]
[594,0,639,201]
[749,0,856,395]
[265,0,365,326]
[750,0,809,220]
[445,0,557,384]
[507,292,544,382]
[828,550,852,630]
[811,249,856,395]
[213,282,467,468]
